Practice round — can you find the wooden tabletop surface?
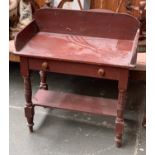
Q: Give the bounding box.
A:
[17,32,136,67]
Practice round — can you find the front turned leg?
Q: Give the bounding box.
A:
[39,70,48,90]
[115,70,128,147]
[115,89,127,147]
[24,76,34,132]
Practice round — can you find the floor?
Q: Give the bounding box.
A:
[9,62,146,155]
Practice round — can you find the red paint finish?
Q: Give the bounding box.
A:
[20,32,134,67]
[13,8,140,147]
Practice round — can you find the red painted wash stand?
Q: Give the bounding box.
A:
[13,8,140,147]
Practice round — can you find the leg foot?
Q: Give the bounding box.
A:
[116,142,122,148]
[28,123,34,132]
[25,106,34,132]
[115,119,124,147]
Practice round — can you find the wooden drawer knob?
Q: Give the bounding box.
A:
[98,68,105,76]
[42,62,48,70]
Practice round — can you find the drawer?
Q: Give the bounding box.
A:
[28,58,122,80]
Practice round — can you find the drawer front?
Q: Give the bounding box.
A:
[28,58,121,80]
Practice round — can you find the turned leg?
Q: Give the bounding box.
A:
[115,89,127,147]
[115,70,128,147]
[39,70,48,90]
[24,76,34,132]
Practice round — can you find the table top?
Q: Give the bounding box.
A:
[16,32,137,68]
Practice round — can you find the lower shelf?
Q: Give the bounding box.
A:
[33,89,117,117]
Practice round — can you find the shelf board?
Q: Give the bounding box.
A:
[33,90,117,117]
